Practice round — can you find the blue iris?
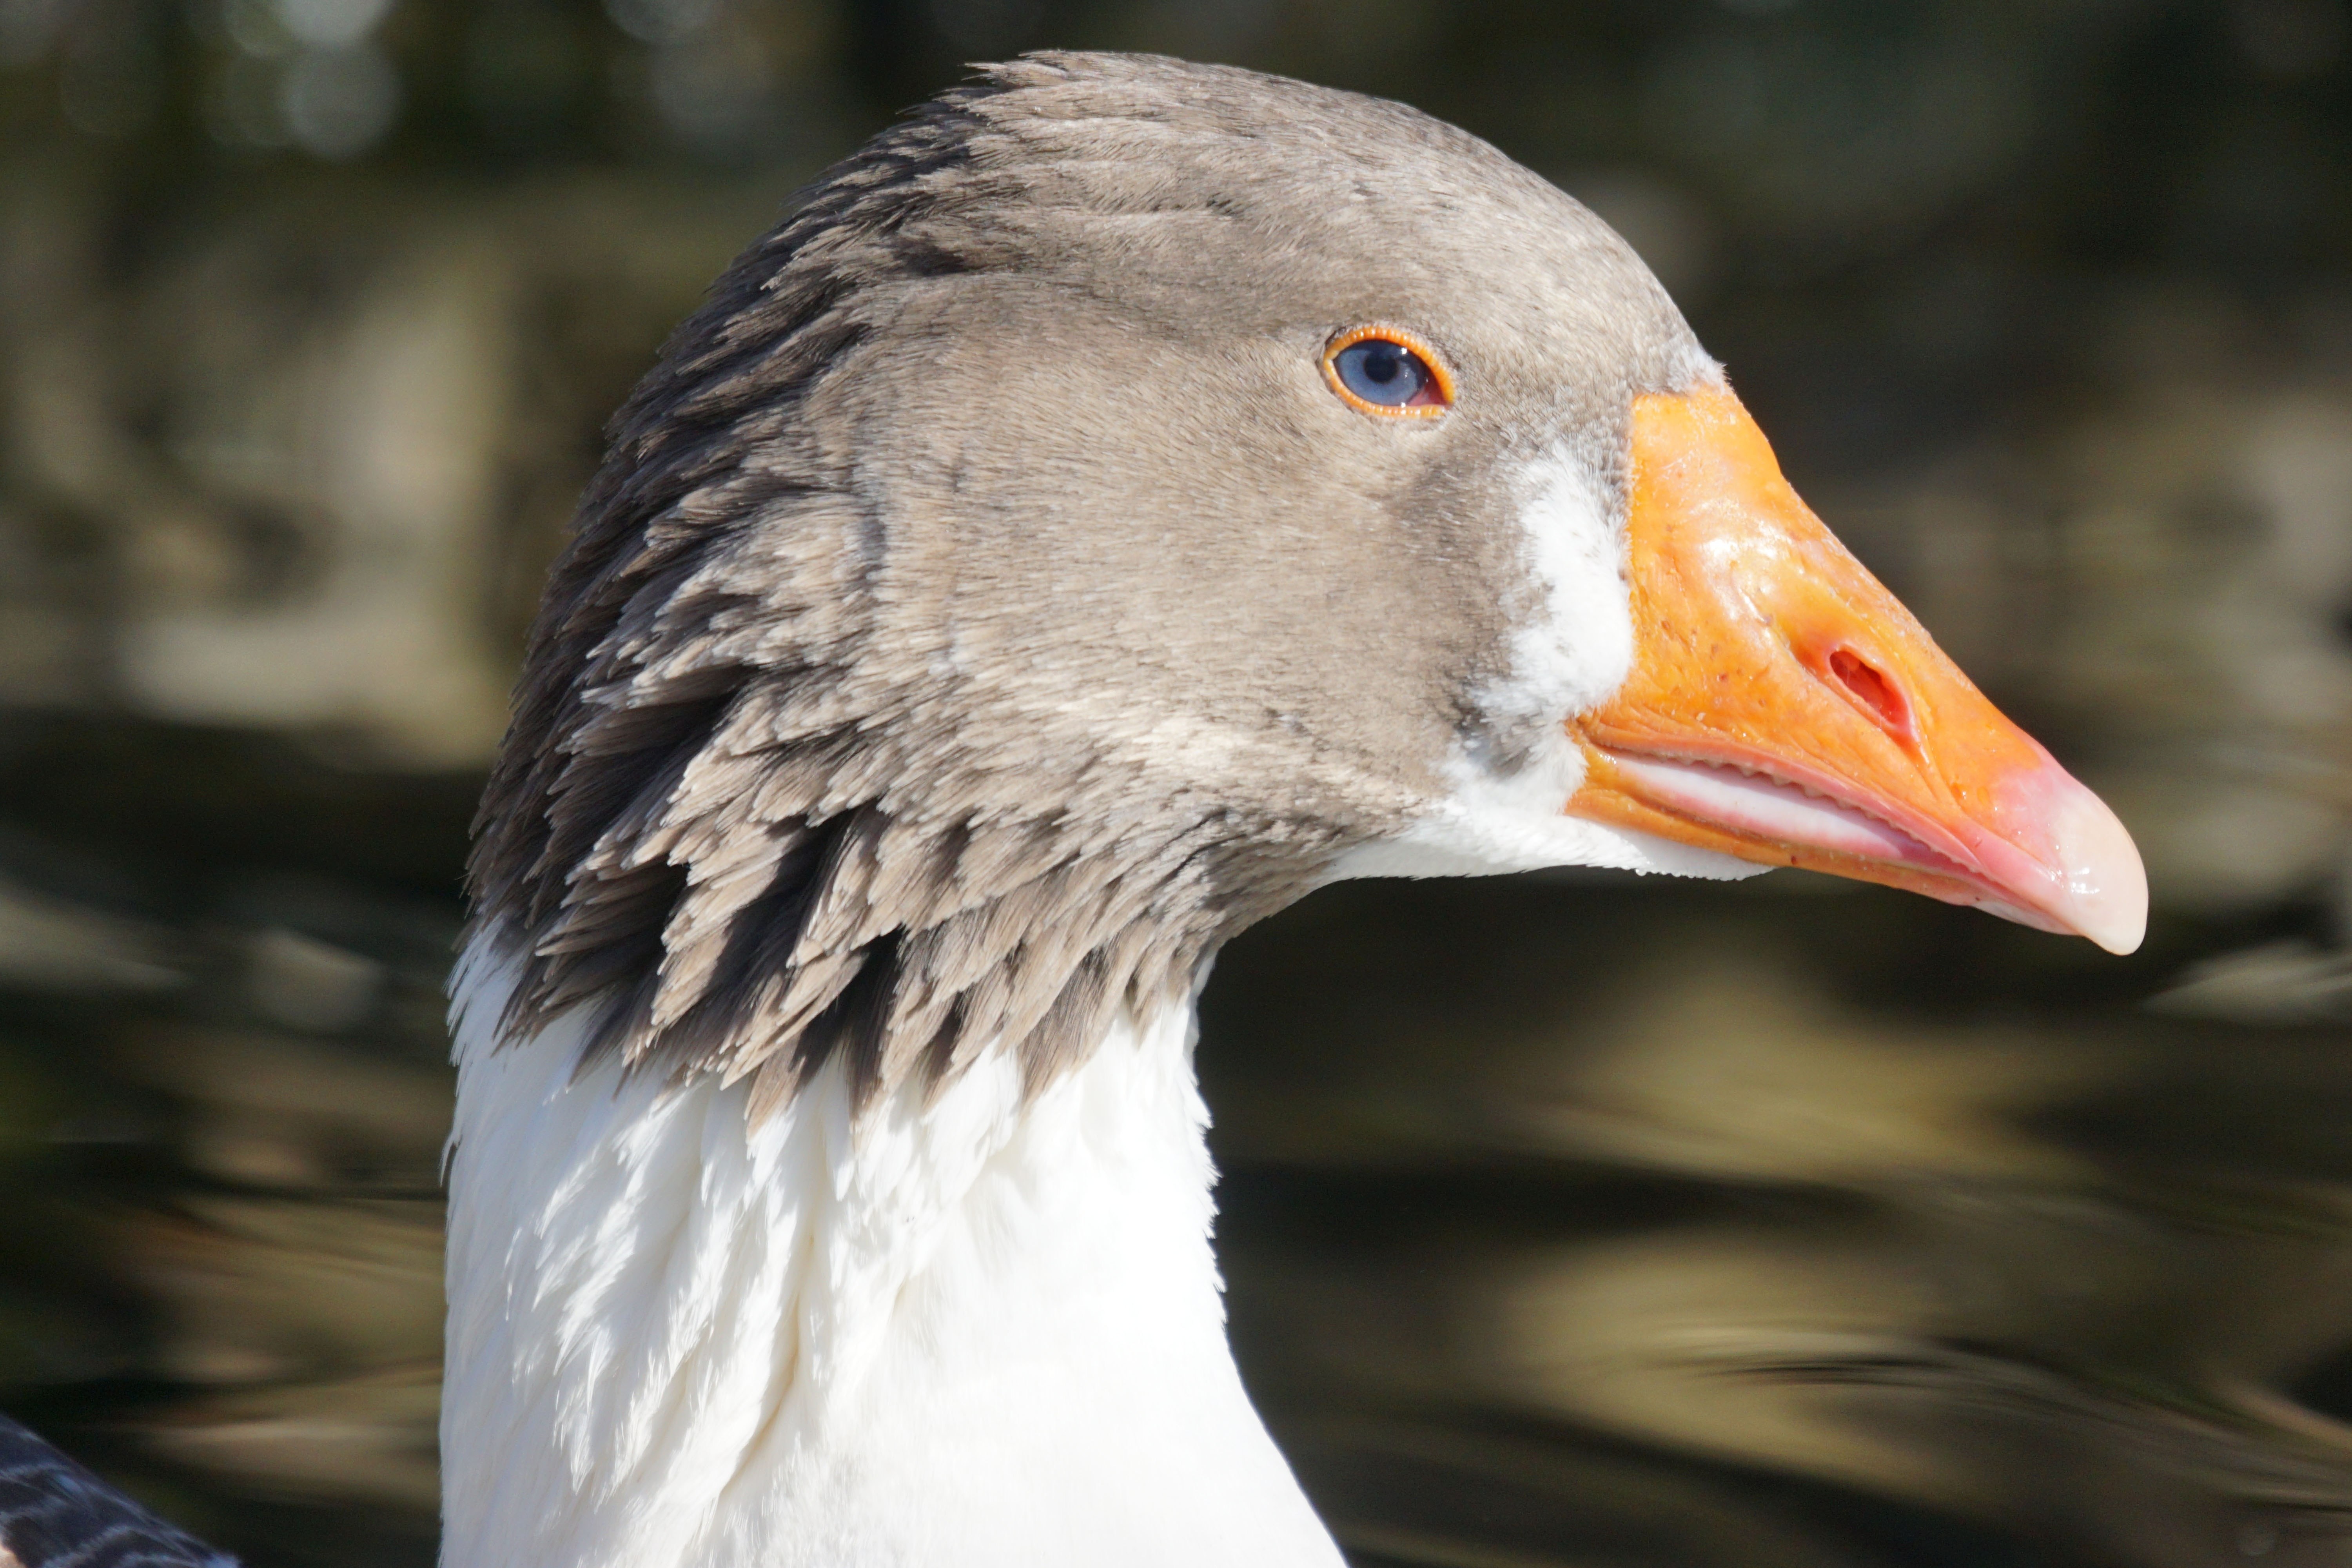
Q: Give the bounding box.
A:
[1332,338,1430,406]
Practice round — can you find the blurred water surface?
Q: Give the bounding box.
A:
[3,2,2352,1565]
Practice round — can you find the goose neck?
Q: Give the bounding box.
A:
[441,939,1341,1568]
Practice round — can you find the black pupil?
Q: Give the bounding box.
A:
[1335,339,1427,406]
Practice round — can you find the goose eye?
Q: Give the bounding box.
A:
[1323,326,1454,418]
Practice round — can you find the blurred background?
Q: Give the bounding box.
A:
[2,2,2350,1564]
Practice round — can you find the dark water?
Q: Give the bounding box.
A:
[0,713,2346,1568]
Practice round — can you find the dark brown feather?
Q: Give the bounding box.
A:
[0,1417,234,1568]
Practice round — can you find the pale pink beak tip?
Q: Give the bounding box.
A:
[2042,779,2149,956]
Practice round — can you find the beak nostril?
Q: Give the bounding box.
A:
[1828,648,1912,740]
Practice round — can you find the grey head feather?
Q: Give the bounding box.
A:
[466,51,1707,1111]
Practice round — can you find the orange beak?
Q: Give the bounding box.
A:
[1564,385,2147,954]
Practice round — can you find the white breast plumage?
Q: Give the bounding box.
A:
[443,935,1342,1568]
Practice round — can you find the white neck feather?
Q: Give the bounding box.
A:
[442,937,1343,1568]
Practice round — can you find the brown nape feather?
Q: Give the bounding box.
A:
[466,50,1707,1110]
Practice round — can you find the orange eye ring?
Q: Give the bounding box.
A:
[1321,325,1456,419]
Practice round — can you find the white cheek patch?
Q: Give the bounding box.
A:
[1482,448,1637,736]
[1329,444,1764,887]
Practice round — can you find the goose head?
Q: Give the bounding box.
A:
[468,53,2141,1118]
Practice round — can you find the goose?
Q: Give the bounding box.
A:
[0,49,2147,1568]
